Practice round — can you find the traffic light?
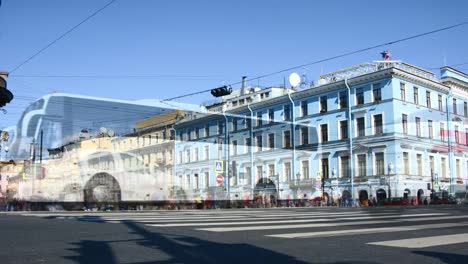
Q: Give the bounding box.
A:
[0,72,13,108]
[211,86,232,97]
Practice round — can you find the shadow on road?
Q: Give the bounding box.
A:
[413,250,468,264]
[64,216,308,264]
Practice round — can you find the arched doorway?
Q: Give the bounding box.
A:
[84,173,121,207]
[323,193,330,205]
[417,189,424,204]
[342,190,352,201]
[358,190,369,203]
[403,189,411,199]
[376,189,387,203]
[253,178,277,207]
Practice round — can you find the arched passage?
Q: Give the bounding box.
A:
[358,190,369,203]
[84,173,121,204]
[417,189,424,204]
[404,189,411,199]
[376,189,387,202]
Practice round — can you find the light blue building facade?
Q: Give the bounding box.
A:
[174,61,468,204]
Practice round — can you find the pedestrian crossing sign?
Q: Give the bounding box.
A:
[215,160,224,173]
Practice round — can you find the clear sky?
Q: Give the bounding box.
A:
[1,0,468,127]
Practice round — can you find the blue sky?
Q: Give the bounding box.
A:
[1,0,468,127]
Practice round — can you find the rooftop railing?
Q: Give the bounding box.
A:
[319,61,437,84]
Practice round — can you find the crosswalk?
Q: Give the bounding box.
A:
[21,208,468,249]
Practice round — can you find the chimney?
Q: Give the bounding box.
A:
[241,76,248,95]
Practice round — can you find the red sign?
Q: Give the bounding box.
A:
[216,174,224,185]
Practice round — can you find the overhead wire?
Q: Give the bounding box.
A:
[9,0,118,74]
[162,20,468,101]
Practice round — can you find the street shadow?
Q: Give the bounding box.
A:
[64,216,308,264]
[413,250,468,264]
[123,220,308,264]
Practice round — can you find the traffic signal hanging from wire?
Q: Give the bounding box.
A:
[211,85,232,97]
[0,72,13,108]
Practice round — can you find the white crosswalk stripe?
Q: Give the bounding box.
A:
[19,209,468,248]
[367,233,468,248]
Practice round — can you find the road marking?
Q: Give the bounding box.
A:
[147,213,447,227]
[367,233,468,248]
[197,215,468,232]
[268,222,468,239]
[93,212,399,222]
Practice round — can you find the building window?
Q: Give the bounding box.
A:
[464,102,467,117]
[415,117,421,137]
[357,154,366,176]
[340,156,350,178]
[413,87,419,105]
[204,146,209,160]
[205,125,210,137]
[320,124,328,142]
[400,83,406,101]
[426,91,431,108]
[204,172,209,188]
[178,151,182,164]
[438,94,443,111]
[245,138,251,153]
[429,156,435,176]
[321,158,329,180]
[340,120,348,139]
[357,117,365,137]
[456,159,461,179]
[441,157,447,178]
[186,174,190,190]
[402,114,408,134]
[245,115,251,129]
[284,162,291,182]
[300,100,308,117]
[428,120,433,139]
[466,128,468,146]
[256,165,263,182]
[283,130,291,148]
[375,152,385,175]
[231,140,237,156]
[268,164,275,178]
[194,174,199,189]
[373,83,381,102]
[256,135,263,152]
[455,125,460,144]
[256,112,262,127]
[403,152,409,175]
[320,96,327,113]
[374,114,383,135]
[416,154,423,175]
[356,88,364,105]
[268,133,275,149]
[245,166,251,185]
[232,119,238,132]
[339,91,348,109]
[186,150,191,163]
[453,98,457,115]
[218,122,224,134]
[194,148,199,161]
[284,105,291,121]
[440,122,446,141]
[268,109,274,124]
[300,127,309,145]
[301,160,310,180]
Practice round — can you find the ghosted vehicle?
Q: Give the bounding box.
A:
[18,141,171,209]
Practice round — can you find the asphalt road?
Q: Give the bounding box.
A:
[1,206,468,264]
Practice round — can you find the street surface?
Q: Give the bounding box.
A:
[1,206,468,264]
